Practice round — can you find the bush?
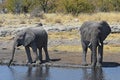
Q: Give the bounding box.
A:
[3,0,120,14]
[63,0,94,15]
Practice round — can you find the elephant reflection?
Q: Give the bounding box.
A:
[26,66,50,80]
[82,68,104,80]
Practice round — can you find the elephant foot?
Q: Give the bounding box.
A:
[96,63,102,67]
[81,63,88,66]
[27,62,32,65]
[33,60,41,64]
[91,63,97,68]
[26,60,33,65]
[46,58,51,62]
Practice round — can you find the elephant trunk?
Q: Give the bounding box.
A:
[8,41,17,67]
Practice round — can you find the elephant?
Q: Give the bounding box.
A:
[80,21,111,67]
[8,24,50,66]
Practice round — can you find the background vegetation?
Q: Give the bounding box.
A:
[1,0,120,15]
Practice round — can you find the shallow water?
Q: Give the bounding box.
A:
[0,65,120,80]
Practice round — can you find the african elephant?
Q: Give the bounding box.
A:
[80,21,111,67]
[8,24,50,66]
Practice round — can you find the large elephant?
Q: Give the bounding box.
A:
[8,24,50,66]
[80,21,111,67]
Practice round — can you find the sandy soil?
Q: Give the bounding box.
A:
[0,47,120,68]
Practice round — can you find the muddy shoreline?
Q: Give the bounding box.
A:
[0,48,120,68]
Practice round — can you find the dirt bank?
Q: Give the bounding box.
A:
[0,47,120,68]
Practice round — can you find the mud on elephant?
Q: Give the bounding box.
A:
[8,24,50,66]
[80,21,111,68]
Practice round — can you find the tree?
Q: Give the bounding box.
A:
[38,0,56,13]
[63,0,94,15]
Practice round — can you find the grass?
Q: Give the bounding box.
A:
[1,12,120,26]
[49,44,120,53]
[49,45,82,52]
[104,44,120,53]
[48,30,80,40]
[44,12,120,25]
[106,33,120,41]
[77,12,120,24]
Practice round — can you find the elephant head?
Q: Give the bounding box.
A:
[8,29,35,66]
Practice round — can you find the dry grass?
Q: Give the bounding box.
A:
[106,33,120,41]
[78,12,120,24]
[49,45,82,52]
[48,30,80,40]
[0,36,13,41]
[104,44,120,53]
[49,44,120,53]
[44,12,120,25]
[1,12,120,26]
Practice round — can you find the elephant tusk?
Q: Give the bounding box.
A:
[8,59,13,67]
[99,42,102,46]
[98,39,102,46]
[88,43,91,47]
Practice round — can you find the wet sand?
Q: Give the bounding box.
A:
[0,48,120,68]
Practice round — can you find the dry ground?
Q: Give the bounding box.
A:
[1,12,120,27]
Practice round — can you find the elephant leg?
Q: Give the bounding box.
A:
[38,46,43,63]
[43,45,50,62]
[81,41,88,66]
[91,44,97,68]
[89,46,93,63]
[97,43,103,67]
[25,46,33,64]
[31,45,39,63]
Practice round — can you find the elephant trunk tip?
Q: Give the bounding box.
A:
[8,59,13,67]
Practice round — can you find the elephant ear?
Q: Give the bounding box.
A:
[23,29,35,46]
[99,21,111,41]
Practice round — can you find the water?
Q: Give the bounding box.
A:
[0,65,120,80]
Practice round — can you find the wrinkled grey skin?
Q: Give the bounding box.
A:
[8,25,50,66]
[80,21,111,68]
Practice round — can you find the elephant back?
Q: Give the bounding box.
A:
[31,27,48,46]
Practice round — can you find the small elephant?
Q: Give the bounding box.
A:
[80,21,111,67]
[8,24,50,66]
